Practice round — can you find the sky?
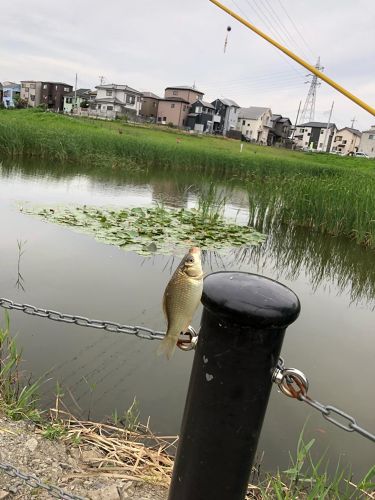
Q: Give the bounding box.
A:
[1,0,374,130]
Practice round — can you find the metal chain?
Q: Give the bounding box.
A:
[273,358,375,443]
[0,297,165,340]
[0,298,199,349]
[0,462,86,499]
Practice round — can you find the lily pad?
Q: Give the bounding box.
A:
[22,205,266,255]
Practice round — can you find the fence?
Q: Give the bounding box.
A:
[0,272,374,499]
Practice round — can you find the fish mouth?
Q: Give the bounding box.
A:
[189,247,201,254]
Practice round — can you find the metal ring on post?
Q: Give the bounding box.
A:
[277,368,309,399]
[177,326,199,351]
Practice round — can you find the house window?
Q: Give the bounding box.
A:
[196,106,202,113]
[183,105,186,111]
[319,143,323,147]
[43,84,47,89]
[126,95,135,105]
[163,117,166,121]
[153,102,157,107]
[30,83,35,89]
[64,87,70,92]
[242,120,245,125]
[30,95,35,101]
[106,90,112,96]
[343,140,347,144]
[307,132,311,136]
[300,128,304,133]
[171,104,175,108]
[107,105,113,111]
[320,130,324,134]
[173,90,178,95]
[157,117,162,122]
[55,85,58,90]
[97,105,101,110]
[369,134,375,140]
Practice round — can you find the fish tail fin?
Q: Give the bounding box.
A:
[157,335,177,360]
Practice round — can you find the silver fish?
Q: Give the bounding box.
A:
[157,247,203,359]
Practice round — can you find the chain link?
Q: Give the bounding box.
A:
[0,297,165,341]
[273,358,375,443]
[0,462,85,499]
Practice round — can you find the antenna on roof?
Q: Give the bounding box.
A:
[350,116,356,128]
[99,75,105,85]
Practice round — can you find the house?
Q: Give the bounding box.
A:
[358,125,375,158]
[94,83,142,119]
[186,100,216,133]
[20,81,42,106]
[140,92,161,120]
[294,122,337,151]
[2,81,21,108]
[330,127,361,155]
[63,88,95,113]
[237,107,272,144]
[156,86,204,127]
[21,81,73,111]
[268,114,292,145]
[211,98,240,135]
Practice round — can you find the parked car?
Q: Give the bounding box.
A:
[353,152,369,158]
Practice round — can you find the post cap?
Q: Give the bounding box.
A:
[202,272,300,328]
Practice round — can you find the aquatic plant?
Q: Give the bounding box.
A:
[22,205,266,255]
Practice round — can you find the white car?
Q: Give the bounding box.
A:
[353,152,369,158]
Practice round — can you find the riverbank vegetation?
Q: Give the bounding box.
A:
[1,318,374,498]
[1,109,375,249]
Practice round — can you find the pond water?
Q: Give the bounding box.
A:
[0,159,374,479]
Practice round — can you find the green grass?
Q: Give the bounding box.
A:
[1,109,375,248]
[0,313,41,421]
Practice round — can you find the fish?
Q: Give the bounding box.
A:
[157,247,203,359]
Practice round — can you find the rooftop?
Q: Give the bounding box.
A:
[165,85,204,94]
[142,91,162,99]
[238,106,271,119]
[297,121,337,129]
[162,96,190,104]
[218,98,240,108]
[95,83,142,94]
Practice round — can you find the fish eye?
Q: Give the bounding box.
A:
[186,256,194,263]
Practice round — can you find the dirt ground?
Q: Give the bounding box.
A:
[0,414,168,500]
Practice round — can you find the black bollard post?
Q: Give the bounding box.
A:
[168,272,301,500]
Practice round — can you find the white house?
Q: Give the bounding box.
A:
[358,125,375,158]
[94,83,142,119]
[294,122,337,151]
[330,127,361,155]
[237,106,272,144]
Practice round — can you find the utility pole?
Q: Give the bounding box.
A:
[322,100,334,152]
[300,57,323,124]
[291,100,301,140]
[74,73,78,109]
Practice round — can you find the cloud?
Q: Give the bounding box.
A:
[2,0,374,128]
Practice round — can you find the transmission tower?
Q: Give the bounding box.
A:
[300,57,323,124]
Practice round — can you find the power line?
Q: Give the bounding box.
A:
[276,0,316,60]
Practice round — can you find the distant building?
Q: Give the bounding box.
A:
[186,99,216,133]
[0,83,3,104]
[211,98,240,136]
[330,127,361,155]
[294,122,337,151]
[21,81,73,111]
[140,92,161,120]
[63,89,96,113]
[94,83,142,119]
[358,125,375,158]
[268,114,292,145]
[237,106,272,144]
[2,81,21,108]
[157,86,204,127]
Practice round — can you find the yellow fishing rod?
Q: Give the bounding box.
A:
[209,0,375,117]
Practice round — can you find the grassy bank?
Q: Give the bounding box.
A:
[1,109,375,248]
